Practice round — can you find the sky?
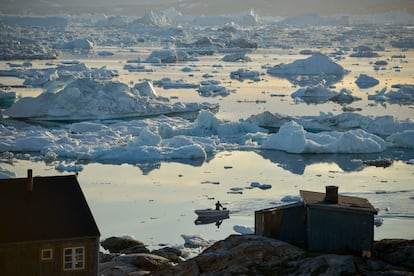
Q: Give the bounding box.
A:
[1,0,414,16]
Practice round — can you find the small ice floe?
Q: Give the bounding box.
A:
[374,216,384,227]
[362,159,393,168]
[123,64,153,72]
[197,85,230,97]
[250,182,272,190]
[145,49,195,63]
[97,51,114,56]
[55,162,83,173]
[355,74,379,89]
[368,85,414,104]
[233,225,254,234]
[280,195,301,203]
[222,52,252,62]
[230,69,261,81]
[228,187,244,194]
[0,90,17,107]
[350,45,379,58]
[56,38,94,50]
[291,85,338,103]
[181,234,213,249]
[0,167,16,179]
[153,78,198,89]
[406,159,414,165]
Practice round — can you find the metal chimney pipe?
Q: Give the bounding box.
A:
[325,185,338,203]
[27,169,33,192]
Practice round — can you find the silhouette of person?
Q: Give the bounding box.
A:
[215,201,223,210]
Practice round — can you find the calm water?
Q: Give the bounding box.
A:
[1,47,414,248]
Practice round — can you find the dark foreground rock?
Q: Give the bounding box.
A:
[100,235,414,276]
[101,236,148,254]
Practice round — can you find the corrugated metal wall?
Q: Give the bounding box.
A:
[306,207,374,252]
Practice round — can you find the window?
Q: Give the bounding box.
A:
[63,246,85,271]
[41,248,54,261]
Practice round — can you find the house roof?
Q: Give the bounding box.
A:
[300,190,377,214]
[0,173,100,243]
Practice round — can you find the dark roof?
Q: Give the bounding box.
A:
[300,190,377,214]
[0,174,100,243]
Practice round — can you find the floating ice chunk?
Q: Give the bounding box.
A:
[197,85,229,97]
[0,167,16,179]
[134,81,158,98]
[57,38,94,50]
[5,79,216,120]
[262,121,387,154]
[368,86,414,103]
[222,52,252,62]
[246,111,414,137]
[386,130,414,148]
[267,53,346,76]
[181,234,213,248]
[291,85,338,103]
[281,195,301,202]
[374,216,384,227]
[230,69,260,81]
[233,225,254,234]
[355,74,379,89]
[55,162,83,173]
[250,182,272,190]
[145,49,193,63]
[153,78,198,89]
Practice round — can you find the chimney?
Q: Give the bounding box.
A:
[27,169,33,193]
[325,185,338,204]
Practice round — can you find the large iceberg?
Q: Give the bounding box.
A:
[262,121,387,154]
[246,111,414,137]
[266,53,347,86]
[4,79,217,121]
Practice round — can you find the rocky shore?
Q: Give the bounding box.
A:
[99,235,414,275]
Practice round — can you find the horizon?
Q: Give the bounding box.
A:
[1,0,414,17]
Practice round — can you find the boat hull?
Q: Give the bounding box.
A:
[194,209,230,217]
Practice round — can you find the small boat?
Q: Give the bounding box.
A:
[194,208,230,217]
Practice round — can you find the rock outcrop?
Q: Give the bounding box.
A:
[100,235,414,276]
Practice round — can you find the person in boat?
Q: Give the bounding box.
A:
[215,200,223,210]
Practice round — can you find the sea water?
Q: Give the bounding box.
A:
[1,47,413,249]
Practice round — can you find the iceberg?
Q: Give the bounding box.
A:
[261,121,387,154]
[368,85,414,104]
[267,53,346,76]
[4,79,217,121]
[386,131,414,148]
[56,38,94,50]
[355,74,379,89]
[246,111,414,137]
[291,85,338,103]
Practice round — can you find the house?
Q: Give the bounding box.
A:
[0,169,100,275]
[255,186,378,256]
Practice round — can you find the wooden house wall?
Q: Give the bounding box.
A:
[255,204,306,245]
[307,207,375,253]
[0,237,99,276]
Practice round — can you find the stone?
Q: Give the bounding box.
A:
[374,239,414,270]
[101,236,147,254]
[112,253,172,271]
[151,247,184,263]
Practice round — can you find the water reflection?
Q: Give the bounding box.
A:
[194,215,230,228]
[270,74,344,87]
[258,149,414,175]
